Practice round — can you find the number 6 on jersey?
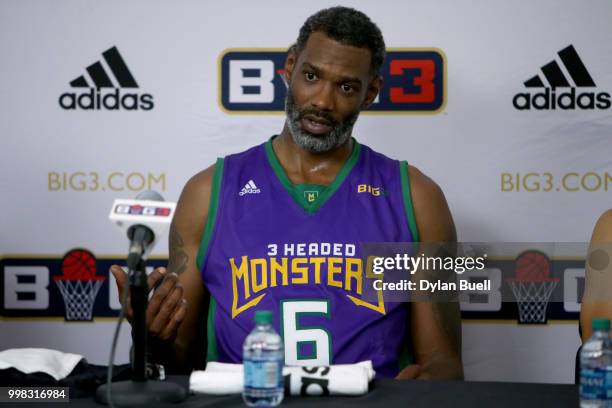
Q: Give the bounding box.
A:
[281,300,331,366]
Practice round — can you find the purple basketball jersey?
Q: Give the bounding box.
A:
[198,137,418,378]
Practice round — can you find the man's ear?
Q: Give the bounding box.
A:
[284,46,298,84]
[362,75,382,109]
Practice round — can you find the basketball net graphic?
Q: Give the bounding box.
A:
[54,249,106,321]
[507,250,559,324]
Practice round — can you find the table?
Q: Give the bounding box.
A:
[48,377,579,407]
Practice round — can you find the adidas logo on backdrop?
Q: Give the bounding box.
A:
[59,46,154,111]
[239,180,261,196]
[513,45,611,111]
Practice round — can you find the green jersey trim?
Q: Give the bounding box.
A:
[264,137,361,215]
[196,157,224,270]
[400,161,420,241]
[206,297,218,362]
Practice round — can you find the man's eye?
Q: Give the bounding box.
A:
[305,72,317,81]
[341,84,354,93]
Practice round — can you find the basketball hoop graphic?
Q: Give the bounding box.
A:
[507,250,559,324]
[54,249,106,321]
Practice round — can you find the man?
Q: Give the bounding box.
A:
[112,6,463,380]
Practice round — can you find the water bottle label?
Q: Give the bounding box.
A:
[581,368,605,399]
[244,360,282,389]
[606,367,612,399]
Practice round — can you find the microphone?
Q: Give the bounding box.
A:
[98,190,186,405]
[108,190,176,269]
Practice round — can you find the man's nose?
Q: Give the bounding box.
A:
[310,82,335,111]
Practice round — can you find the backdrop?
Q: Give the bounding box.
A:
[2,0,611,383]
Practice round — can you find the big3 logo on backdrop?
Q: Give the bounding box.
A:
[219,49,445,113]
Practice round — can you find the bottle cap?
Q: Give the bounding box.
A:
[255,310,273,325]
[592,317,611,331]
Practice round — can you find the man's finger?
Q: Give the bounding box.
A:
[147,267,167,291]
[395,364,422,380]
[147,273,179,324]
[158,299,187,341]
[149,284,184,334]
[110,265,127,297]
[110,265,133,316]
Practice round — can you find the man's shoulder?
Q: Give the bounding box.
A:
[358,141,397,165]
[186,159,221,195]
[175,164,216,225]
[405,164,455,242]
[406,164,444,202]
[223,141,268,163]
[183,140,268,199]
[356,141,444,199]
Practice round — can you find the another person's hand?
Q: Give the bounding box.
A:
[110,265,187,341]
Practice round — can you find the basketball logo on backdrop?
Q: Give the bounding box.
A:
[58,46,155,111]
[54,249,106,321]
[219,49,445,113]
[507,251,560,324]
[1,250,168,320]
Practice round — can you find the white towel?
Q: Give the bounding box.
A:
[189,360,375,396]
[0,348,84,381]
[285,361,375,396]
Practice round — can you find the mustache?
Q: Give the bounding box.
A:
[296,108,337,127]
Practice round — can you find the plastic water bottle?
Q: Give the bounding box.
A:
[604,338,612,408]
[242,310,284,407]
[580,318,610,407]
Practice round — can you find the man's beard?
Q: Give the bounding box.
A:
[285,87,359,153]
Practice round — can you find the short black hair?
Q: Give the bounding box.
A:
[294,6,386,76]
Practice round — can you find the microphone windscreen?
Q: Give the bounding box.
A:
[135,190,164,202]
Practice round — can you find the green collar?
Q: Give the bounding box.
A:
[264,137,361,214]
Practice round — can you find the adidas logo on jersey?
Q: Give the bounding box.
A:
[239,180,261,196]
[513,45,611,111]
[59,46,155,111]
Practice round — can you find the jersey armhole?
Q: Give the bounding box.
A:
[400,161,420,241]
[196,157,225,271]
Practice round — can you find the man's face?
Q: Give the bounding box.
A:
[284,32,381,153]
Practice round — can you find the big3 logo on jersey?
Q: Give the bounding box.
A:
[219,49,445,113]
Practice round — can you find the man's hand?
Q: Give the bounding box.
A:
[396,364,427,380]
[110,265,188,341]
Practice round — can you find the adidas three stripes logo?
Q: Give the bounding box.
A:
[58,46,154,111]
[513,44,610,110]
[239,180,261,196]
[70,46,139,89]
[523,45,595,89]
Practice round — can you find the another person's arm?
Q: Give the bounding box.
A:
[580,209,612,342]
[396,165,464,380]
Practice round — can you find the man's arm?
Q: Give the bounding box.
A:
[396,165,464,380]
[143,164,215,372]
[580,209,612,342]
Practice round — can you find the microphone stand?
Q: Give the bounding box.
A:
[95,250,186,406]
